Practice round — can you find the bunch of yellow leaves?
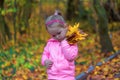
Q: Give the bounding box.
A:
[66,23,88,44]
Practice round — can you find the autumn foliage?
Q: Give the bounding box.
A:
[66,23,88,44]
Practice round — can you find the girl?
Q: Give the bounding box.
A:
[41,11,78,80]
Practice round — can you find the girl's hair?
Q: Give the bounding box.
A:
[45,10,65,27]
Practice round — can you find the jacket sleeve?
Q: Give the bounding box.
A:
[61,39,78,61]
[41,42,50,66]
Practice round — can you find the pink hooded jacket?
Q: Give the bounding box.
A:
[41,38,78,80]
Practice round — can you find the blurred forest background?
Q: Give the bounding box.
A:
[0,0,120,80]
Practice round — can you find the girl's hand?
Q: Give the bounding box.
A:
[44,59,53,69]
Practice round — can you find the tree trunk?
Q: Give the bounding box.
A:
[93,0,115,53]
[66,0,79,21]
[104,0,120,22]
[18,0,32,35]
[0,16,6,45]
[0,0,11,45]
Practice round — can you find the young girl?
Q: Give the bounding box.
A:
[41,11,78,80]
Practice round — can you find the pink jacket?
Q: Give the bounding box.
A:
[41,38,78,80]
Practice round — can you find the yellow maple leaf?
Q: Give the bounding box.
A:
[114,78,120,80]
[66,23,88,44]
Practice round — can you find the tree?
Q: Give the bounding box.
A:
[17,0,33,35]
[93,0,115,53]
[66,0,80,21]
[0,0,11,45]
[104,0,120,22]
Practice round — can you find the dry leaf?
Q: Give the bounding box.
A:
[66,23,88,44]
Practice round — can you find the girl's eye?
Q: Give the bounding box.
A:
[57,32,61,34]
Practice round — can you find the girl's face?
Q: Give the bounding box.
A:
[47,24,67,41]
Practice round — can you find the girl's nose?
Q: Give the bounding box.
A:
[56,35,60,39]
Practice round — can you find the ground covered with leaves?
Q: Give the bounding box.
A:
[0,31,120,80]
